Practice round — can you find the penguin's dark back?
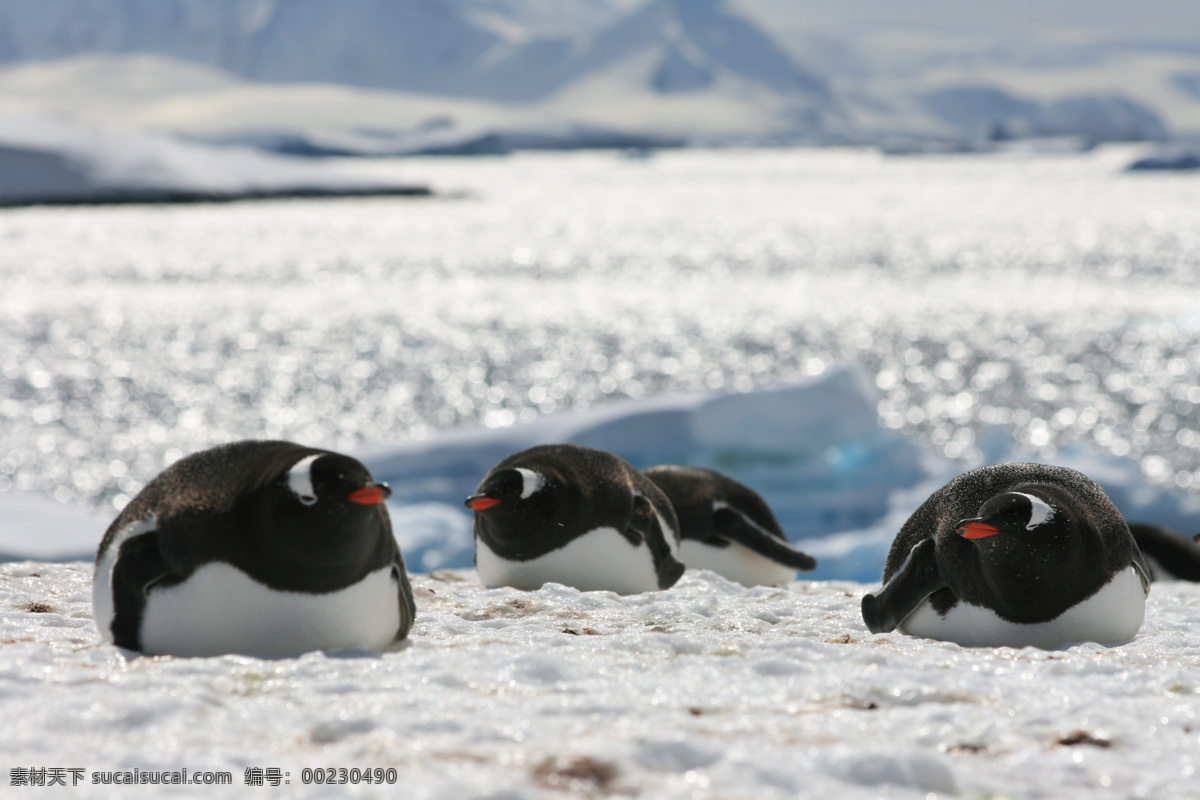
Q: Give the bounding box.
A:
[1129,523,1200,581]
[644,465,783,541]
[98,440,322,557]
[643,465,715,539]
[629,467,681,543]
[884,462,1131,583]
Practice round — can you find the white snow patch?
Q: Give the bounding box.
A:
[0,489,107,561]
[825,749,957,794]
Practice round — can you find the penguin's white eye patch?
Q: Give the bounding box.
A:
[515,468,546,499]
[1014,492,1055,530]
[288,454,321,506]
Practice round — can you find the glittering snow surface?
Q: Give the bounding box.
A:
[4,562,1199,799]
[5,147,1200,517]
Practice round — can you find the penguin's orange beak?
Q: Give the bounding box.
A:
[466,495,501,511]
[958,521,1002,539]
[348,484,392,505]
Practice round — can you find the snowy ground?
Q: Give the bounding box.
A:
[4,562,1199,799]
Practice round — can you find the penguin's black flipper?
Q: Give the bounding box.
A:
[392,553,417,642]
[630,493,686,589]
[1129,523,1200,581]
[861,537,946,634]
[108,532,181,651]
[712,506,817,571]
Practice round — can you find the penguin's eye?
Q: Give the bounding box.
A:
[297,494,317,506]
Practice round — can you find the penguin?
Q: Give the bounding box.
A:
[465,444,686,594]
[642,465,816,587]
[861,463,1150,649]
[1128,523,1200,581]
[92,440,416,657]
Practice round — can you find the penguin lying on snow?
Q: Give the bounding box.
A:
[861,463,1150,649]
[93,440,416,657]
[642,465,816,587]
[1128,523,1200,581]
[466,444,685,594]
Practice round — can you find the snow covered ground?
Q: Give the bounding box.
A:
[4,562,1199,798]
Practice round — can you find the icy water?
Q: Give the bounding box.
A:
[3,146,1200,518]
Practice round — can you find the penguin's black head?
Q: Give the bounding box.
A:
[284,451,391,512]
[942,484,1102,620]
[465,466,564,555]
[259,451,393,553]
[957,490,1062,543]
[466,466,550,515]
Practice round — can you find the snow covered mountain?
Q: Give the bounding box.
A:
[0,0,505,96]
[0,0,833,104]
[0,0,1192,151]
[0,0,823,102]
[571,0,829,99]
[920,86,1168,142]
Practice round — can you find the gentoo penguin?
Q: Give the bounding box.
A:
[466,444,686,594]
[642,465,816,587]
[93,440,416,657]
[1128,523,1200,581]
[861,463,1150,649]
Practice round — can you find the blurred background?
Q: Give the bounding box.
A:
[0,0,1198,159]
[1,0,1198,578]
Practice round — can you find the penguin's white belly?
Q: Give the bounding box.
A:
[899,566,1146,649]
[137,562,401,658]
[476,528,660,594]
[679,540,796,587]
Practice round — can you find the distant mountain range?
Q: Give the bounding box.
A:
[0,0,1195,151]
